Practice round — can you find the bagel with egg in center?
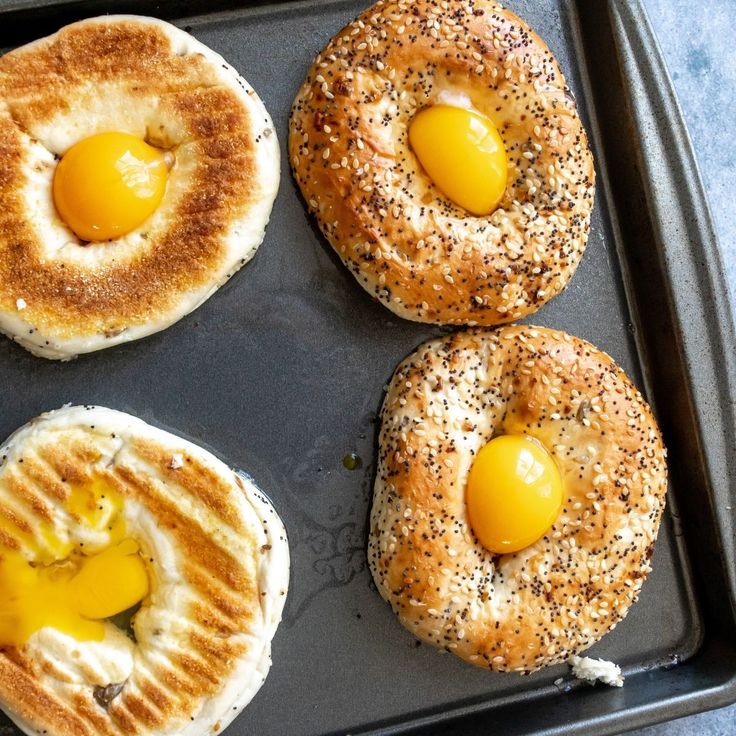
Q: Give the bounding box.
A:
[0,16,279,359]
[289,0,595,325]
[369,326,667,672]
[0,406,289,736]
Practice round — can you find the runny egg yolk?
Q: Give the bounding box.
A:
[408,104,508,216]
[466,435,563,554]
[53,132,169,242]
[0,479,149,647]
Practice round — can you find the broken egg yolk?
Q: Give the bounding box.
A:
[53,132,168,242]
[409,104,507,216]
[466,435,563,554]
[0,479,149,647]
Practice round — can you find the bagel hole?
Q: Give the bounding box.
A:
[93,682,125,710]
[106,601,142,642]
[144,125,177,162]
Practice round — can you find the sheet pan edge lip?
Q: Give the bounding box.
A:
[619,1,736,381]
[616,0,736,618]
[351,664,736,736]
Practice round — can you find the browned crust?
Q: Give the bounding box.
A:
[289,0,595,325]
[0,18,259,340]
[0,654,102,736]
[369,326,667,672]
[0,419,265,735]
[131,440,246,534]
[107,462,256,619]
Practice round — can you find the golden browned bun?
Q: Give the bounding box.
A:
[369,326,667,673]
[0,406,289,736]
[289,0,595,325]
[0,16,279,359]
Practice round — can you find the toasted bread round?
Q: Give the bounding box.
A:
[289,0,595,326]
[0,17,279,359]
[369,326,667,672]
[0,406,289,736]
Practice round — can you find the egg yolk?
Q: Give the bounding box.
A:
[466,435,563,554]
[408,104,508,216]
[0,479,149,647]
[53,132,168,241]
[67,539,149,620]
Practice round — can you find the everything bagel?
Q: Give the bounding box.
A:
[290,0,595,325]
[0,17,279,359]
[369,326,667,672]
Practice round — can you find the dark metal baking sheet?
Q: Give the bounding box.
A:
[0,1,734,735]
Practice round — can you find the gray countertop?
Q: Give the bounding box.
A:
[625,0,736,733]
[643,0,735,306]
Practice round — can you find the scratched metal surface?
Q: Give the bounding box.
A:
[0,1,726,735]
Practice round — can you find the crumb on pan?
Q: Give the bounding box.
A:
[568,655,624,687]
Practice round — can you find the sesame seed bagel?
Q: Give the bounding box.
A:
[369,326,667,672]
[289,0,595,326]
[0,16,279,360]
[0,406,289,736]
